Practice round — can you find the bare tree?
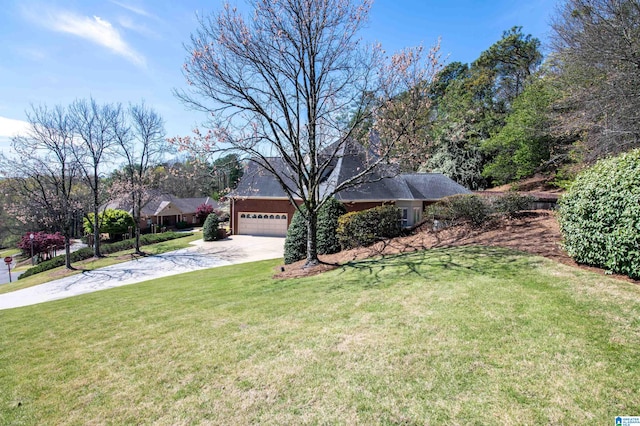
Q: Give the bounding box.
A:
[551,0,640,159]
[69,98,124,257]
[174,0,440,265]
[113,102,168,253]
[0,105,81,269]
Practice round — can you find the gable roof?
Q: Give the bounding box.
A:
[230,139,471,202]
[103,191,220,216]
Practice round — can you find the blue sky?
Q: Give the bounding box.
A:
[0,0,559,154]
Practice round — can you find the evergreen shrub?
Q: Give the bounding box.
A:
[203,213,220,241]
[337,205,401,250]
[558,149,640,278]
[283,199,348,264]
[425,194,491,226]
[284,207,308,264]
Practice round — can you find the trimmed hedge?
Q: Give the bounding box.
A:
[203,213,220,241]
[337,205,402,250]
[558,149,640,279]
[18,232,193,280]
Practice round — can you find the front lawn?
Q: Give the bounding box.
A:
[1,246,639,424]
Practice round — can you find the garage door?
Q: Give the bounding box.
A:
[238,212,288,236]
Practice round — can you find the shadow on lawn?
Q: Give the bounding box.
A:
[333,246,540,288]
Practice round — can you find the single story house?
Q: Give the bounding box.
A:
[229,140,471,237]
[103,191,221,229]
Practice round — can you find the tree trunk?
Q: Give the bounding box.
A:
[93,193,102,258]
[64,235,72,269]
[305,209,319,267]
[134,193,142,254]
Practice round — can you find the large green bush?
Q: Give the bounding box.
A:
[284,199,348,264]
[19,232,193,279]
[337,205,401,250]
[558,149,640,278]
[203,213,220,241]
[84,209,135,239]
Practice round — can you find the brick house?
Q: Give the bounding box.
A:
[229,140,471,237]
[103,191,221,230]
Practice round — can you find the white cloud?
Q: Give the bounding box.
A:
[109,0,159,20]
[26,7,146,68]
[0,117,30,139]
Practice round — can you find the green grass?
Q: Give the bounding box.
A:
[0,248,20,258]
[1,246,639,424]
[0,232,202,295]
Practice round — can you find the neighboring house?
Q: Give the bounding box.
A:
[229,140,471,237]
[103,191,221,230]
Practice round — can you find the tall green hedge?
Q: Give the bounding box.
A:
[284,207,308,264]
[336,204,401,250]
[317,198,347,255]
[558,149,640,278]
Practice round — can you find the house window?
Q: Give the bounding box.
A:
[400,208,408,227]
[241,214,246,218]
[413,207,421,225]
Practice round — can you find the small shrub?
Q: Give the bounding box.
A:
[493,192,534,218]
[284,207,308,264]
[337,205,401,250]
[425,194,491,227]
[176,221,190,230]
[558,149,640,279]
[203,213,220,241]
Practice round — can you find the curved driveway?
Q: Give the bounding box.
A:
[0,235,284,310]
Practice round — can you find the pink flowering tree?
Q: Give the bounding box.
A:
[174,0,441,266]
[195,203,214,223]
[17,232,65,261]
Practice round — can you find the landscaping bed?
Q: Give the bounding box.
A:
[277,210,636,283]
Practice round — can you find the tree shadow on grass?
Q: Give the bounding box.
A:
[330,246,538,290]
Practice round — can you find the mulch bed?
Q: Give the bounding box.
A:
[274,210,637,284]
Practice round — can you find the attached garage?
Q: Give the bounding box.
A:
[237,212,289,236]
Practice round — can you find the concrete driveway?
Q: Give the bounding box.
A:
[0,235,284,311]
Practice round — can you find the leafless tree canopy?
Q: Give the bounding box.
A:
[176,0,440,264]
[0,105,81,268]
[551,0,640,159]
[69,98,127,257]
[113,102,168,253]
